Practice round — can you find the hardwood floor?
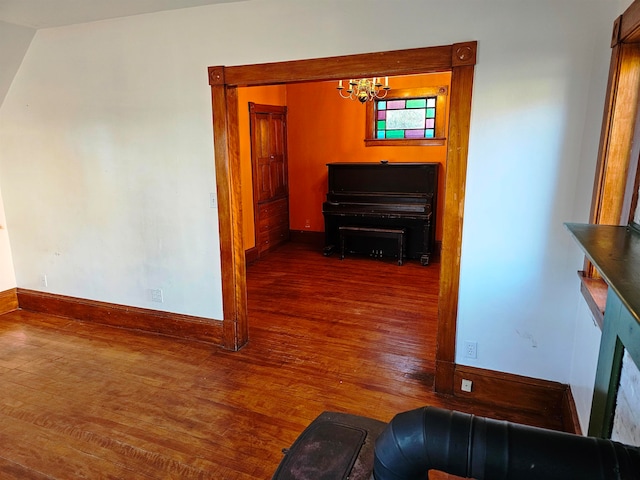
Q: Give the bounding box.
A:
[0,241,564,479]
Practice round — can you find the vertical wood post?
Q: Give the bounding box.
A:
[435,44,475,394]
[210,66,248,350]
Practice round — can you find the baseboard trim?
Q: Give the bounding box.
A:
[453,365,567,427]
[289,230,324,248]
[562,385,582,435]
[245,246,259,265]
[0,288,18,315]
[17,289,223,345]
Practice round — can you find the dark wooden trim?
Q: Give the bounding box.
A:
[289,230,324,248]
[0,288,18,315]
[364,138,446,148]
[16,289,223,344]
[454,365,567,425]
[451,42,477,67]
[208,66,225,86]
[222,45,456,87]
[620,1,640,44]
[434,62,475,394]
[612,15,623,47]
[245,246,259,265]
[212,80,248,351]
[209,41,477,392]
[578,271,607,330]
[562,385,583,435]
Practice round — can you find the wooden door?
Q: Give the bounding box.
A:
[249,103,289,256]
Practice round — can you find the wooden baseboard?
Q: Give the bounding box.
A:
[432,240,442,263]
[453,365,568,428]
[0,288,18,315]
[245,246,259,265]
[17,289,223,345]
[289,230,324,248]
[562,385,582,435]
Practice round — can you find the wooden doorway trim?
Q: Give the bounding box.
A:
[208,42,476,393]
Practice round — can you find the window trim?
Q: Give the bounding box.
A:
[365,85,448,147]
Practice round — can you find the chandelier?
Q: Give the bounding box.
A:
[337,77,390,103]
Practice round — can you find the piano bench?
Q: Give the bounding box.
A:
[338,226,406,266]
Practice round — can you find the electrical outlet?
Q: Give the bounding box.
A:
[40,274,48,288]
[464,341,477,359]
[461,379,473,392]
[209,193,217,209]
[150,288,164,303]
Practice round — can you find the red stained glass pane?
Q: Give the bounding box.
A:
[425,118,435,128]
[378,111,386,120]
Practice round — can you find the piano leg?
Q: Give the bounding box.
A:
[323,245,336,256]
[420,254,430,266]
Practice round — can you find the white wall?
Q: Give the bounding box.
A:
[0,20,35,108]
[0,183,16,291]
[0,0,620,380]
[0,20,34,291]
[568,299,602,433]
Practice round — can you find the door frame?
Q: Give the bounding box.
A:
[208,42,476,394]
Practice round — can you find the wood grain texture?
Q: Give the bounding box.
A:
[0,242,565,479]
[0,288,18,315]
[620,0,640,44]
[212,82,248,350]
[597,44,640,225]
[578,271,607,329]
[435,63,475,394]
[210,41,477,395]
[16,289,222,344]
[562,385,582,435]
[454,365,569,429]
[223,45,454,87]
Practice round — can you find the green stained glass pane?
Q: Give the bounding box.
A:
[386,130,405,139]
[377,131,386,139]
[426,108,436,118]
[377,101,386,110]
[406,99,426,108]
[377,120,386,130]
[425,129,435,138]
[426,98,436,108]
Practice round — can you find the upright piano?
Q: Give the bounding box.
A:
[322,162,438,265]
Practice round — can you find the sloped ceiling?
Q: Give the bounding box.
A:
[0,0,248,108]
[0,0,247,29]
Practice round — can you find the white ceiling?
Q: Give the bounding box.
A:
[0,0,247,29]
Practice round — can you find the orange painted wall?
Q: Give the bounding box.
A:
[237,85,287,249]
[286,73,450,240]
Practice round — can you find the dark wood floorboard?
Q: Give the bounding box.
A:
[0,241,564,479]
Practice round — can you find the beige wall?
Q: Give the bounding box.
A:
[0,184,16,291]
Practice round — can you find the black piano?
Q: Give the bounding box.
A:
[322,162,438,265]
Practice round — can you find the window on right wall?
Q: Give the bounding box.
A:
[365,86,448,147]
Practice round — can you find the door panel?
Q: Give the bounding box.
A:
[249,103,289,256]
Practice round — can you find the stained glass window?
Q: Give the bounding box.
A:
[375,96,437,140]
[365,85,447,147]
